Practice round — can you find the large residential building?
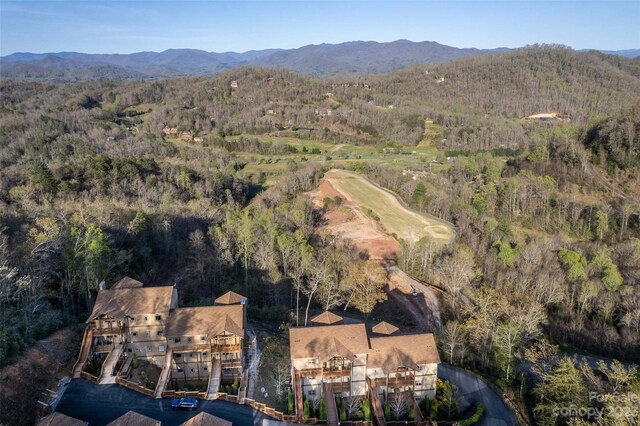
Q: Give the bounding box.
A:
[72,277,246,398]
[289,312,439,417]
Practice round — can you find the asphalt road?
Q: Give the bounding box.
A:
[438,364,519,426]
[55,379,289,426]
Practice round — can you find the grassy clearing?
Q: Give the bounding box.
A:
[324,169,454,244]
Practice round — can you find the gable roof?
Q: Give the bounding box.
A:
[112,276,144,289]
[290,323,368,362]
[214,291,246,305]
[38,413,88,426]
[368,333,440,373]
[106,411,160,426]
[88,286,175,322]
[181,412,232,426]
[371,321,399,335]
[311,311,343,325]
[165,305,244,338]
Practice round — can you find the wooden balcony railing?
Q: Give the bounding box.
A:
[298,367,351,379]
[372,373,415,388]
[213,343,242,353]
[90,325,124,335]
[94,343,115,353]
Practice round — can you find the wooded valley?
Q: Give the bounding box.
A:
[1,45,639,425]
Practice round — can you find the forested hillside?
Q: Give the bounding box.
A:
[1,46,639,425]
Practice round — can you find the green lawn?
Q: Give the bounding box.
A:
[324,169,454,244]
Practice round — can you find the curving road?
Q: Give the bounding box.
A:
[55,379,290,426]
[438,364,520,426]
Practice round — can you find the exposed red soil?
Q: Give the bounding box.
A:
[0,326,82,426]
[309,179,400,260]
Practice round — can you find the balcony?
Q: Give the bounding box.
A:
[298,367,351,379]
[212,343,242,353]
[373,373,415,388]
[90,324,124,335]
[93,343,115,353]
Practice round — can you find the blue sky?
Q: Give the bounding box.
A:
[1,1,638,55]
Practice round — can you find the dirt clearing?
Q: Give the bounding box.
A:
[323,169,454,244]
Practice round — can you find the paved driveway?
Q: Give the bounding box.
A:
[56,379,289,425]
[438,364,519,426]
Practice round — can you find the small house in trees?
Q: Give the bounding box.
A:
[523,112,570,122]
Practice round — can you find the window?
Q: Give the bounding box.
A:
[132,332,138,337]
[203,367,208,371]
[202,352,208,357]
[190,368,194,373]
[187,337,192,343]
[174,338,181,343]
[147,346,152,351]
[145,331,150,338]
[159,345,165,352]
[144,316,148,321]
[308,390,316,396]
[176,353,182,358]
[190,353,193,358]
[157,331,163,337]
[128,348,132,353]
[177,368,183,373]
[201,336,206,341]
[155,315,161,321]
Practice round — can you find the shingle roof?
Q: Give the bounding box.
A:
[106,411,160,426]
[371,321,399,335]
[214,291,246,305]
[310,311,343,325]
[38,413,88,426]
[165,305,244,338]
[368,333,440,373]
[88,286,175,322]
[290,323,369,361]
[181,412,232,426]
[112,276,144,289]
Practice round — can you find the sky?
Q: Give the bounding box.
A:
[0,1,639,56]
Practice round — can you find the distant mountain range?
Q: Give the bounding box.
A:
[1,40,638,81]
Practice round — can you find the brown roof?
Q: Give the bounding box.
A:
[88,286,175,322]
[368,333,440,373]
[311,311,343,325]
[165,305,244,338]
[214,291,246,305]
[112,276,144,289]
[107,411,160,426]
[290,323,369,362]
[181,412,232,426]
[371,321,399,335]
[38,413,88,426]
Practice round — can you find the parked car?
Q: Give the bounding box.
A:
[171,397,199,410]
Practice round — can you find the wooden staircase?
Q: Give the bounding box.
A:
[72,327,93,378]
[294,370,304,421]
[367,377,387,426]
[98,341,124,384]
[154,348,173,398]
[206,359,222,399]
[323,383,339,426]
